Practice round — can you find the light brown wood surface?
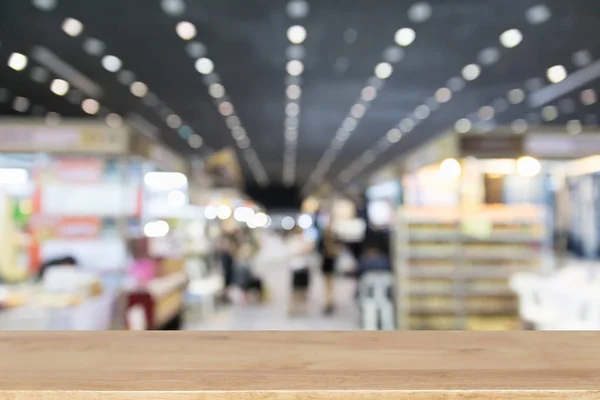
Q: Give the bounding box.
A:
[1,332,600,399]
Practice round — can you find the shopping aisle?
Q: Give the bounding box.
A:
[186,263,359,330]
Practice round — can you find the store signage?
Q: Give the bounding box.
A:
[0,124,128,154]
[52,159,105,183]
[525,134,600,158]
[459,135,524,158]
[32,217,102,240]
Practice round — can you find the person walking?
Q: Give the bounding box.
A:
[286,227,314,316]
[319,223,340,315]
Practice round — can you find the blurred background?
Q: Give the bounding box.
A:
[0,0,599,331]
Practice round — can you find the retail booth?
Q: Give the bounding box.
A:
[394,128,600,330]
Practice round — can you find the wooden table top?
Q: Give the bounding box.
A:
[1,331,600,399]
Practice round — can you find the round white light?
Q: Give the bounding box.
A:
[144,220,170,238]
[415,104,430,120]
[166,114,182,129]
[218,101,234,116]
[8,53,28,71]
[400,118,415,133]
[478,105,495,121]
[62,18,83,37]
[462,64,481,81]
[500,29,523,48]
[508,88,526,104]
[234,207,255,223]
[50,79,69,96]
[439,158,461,179]
[526,5,551,25]
[287,0,309,19]
[541,105,558,121]
[281,216,296,230]
[350,103,366,118]
[581,89,597,106]
[394,28,416,47]
[188,134,203,149]
[226,115,241,129]
[455,118,471,133]
[83,38,106,56]
[81,99,100,115]
[105,113,123,128]
[176,21,196,40]
[12,97,29,113]
[286,60,304,76]
[204,205,218,220]
[32,0,57,11]
[374,62,393,79]
[162,0,185,16]
[448,76,466,92]
[144,172,187,190]
[167,189,186,208]
[478,47,500,65]
[208,83,225,98]
[252,212,269,228]
[547,65,567,83]
[298,214,313,229]
[408,2,432,23]
[343,117,357,132]
[101,55,122,72]
[387,128,403,143]
[195,57,214,75]
[130,81,148,97]
[361,86,377,101]
[511,119,528,134]
[286,84,301,100]
[382,46,404,63]
[217,205,232,220]
[517,156,541,177]
[287,25,307,44]
[435,87,452,103]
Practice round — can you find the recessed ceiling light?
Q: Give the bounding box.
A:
[166,114,182,129]
[287,25,307,44]
[286,102,300,117]
[285,129,298,142]
[435,87,452,103]
[232,127,246,140]
[101,55,122,72]
[407,2,432,23]
[581,89,597,106]
[342,117,357,131]
[374,62,393,79]
[493,98,509,113]
[541,105,558,121]
[478,47,500,65]
[572,50,593,68]
[30,66,49,83]
[62,18,83,37]
[188,134,203,149]
[361,86,377,101]
[526,5,551,25]
[455,118,471,133]
[507,88,526,104]
[287,0,309,19]
[8,53,28,71]
[478,106,495,121]
[566,120,582,135]
[161,0,185,16]
[386,128,403,143]
[176,21,196,40]
[195,57,214,75]
[83,38,105,56]
[547,65,567,83]
[525,77,545,92]
[45,112,61,126]
[382,46,404,64]
[415,104,430,120]
[286,60,304,76]
[462,64,481,81]
[286,44,306,60]
[186,41,206,58]
[286,84,301,100]
[130,81,148,97]
[400,118,415,132]
[447,76,466,92]
[178,125,192,139]
[286,116,299,129]
[105,113,123,128]
[117,70,136,85]
[238,136,251,149]
[350,103,366,119]
[394,28,416,47]
[12,96,29,112]
[81,99,100,115]
[218,101,234,116]
[226,115,241,129]
[208,83,225,98]
[32,0,57,11]
[511,119,528,134]
[50,79,69,96]
[500,29,523,48]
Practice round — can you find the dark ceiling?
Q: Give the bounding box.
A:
[1,0,600,206]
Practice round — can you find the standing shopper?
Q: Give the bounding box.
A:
[319,224,340,315]
[286,227,314,316]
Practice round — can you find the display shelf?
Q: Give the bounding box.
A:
[395,204,551,330]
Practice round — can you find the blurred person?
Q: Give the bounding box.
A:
[219,235,235,303]
[286,226,314,316]
[319,223,340,315]
[233,228,264,304]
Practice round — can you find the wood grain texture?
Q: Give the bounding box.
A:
[1,332,600,399]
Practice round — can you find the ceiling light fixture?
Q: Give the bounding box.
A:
[188,134,203,149]
[62,18,83,37]
[455,118,471,133]
[8,53,28,71]
[12,97,29,113]
[101,55,122,72]
[511,119,528,134]
[286,60,304,76]
[507,88,526,104]
[130,81,148,97]
[81,99,100,115]
[374,62,393,79]
[435,87,452,103]
[105,113,123,128]
[286,84,301,99]
[499,29,523,48]
[208,83,225,98]
[195,57,214,74]
[287,25,307,44]
[462,64,481,81]
[407,2,432,23]
[361,86,377,101]
[166,114,182,129]
[546,65,567,83]
[386,128,403,143]
[566,120,582,135]
[176,21,196,40]
[394,28,416,47]
[218,101,234,116]
[50,79,69,96]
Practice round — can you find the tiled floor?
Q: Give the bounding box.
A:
[186,265,359,330]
